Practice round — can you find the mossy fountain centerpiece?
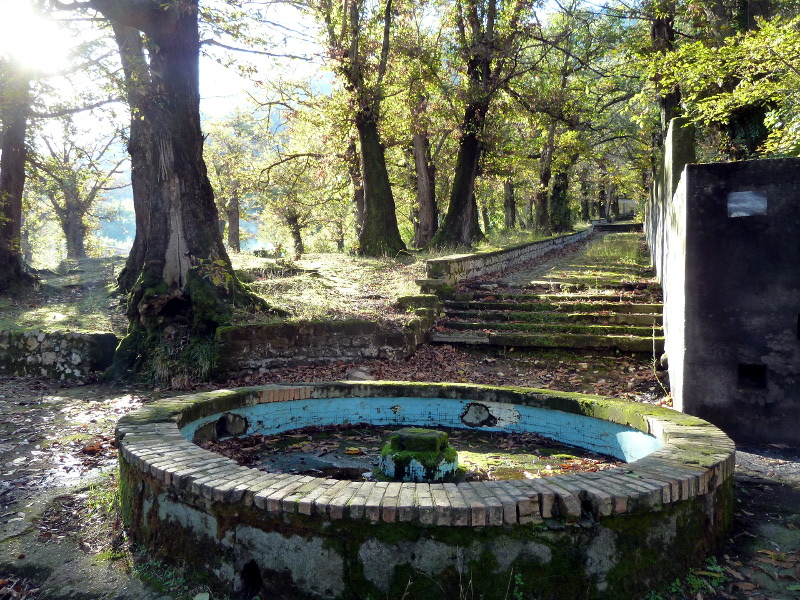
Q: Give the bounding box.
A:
[379,427,459,482]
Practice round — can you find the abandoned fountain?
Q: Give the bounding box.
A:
[116,381,734,599]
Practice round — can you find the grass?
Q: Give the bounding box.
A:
[644,557,729,600]
[0,228,584,335]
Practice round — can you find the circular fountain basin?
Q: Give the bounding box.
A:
[116,382,734,599]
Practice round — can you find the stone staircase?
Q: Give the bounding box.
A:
[427,232,664,355]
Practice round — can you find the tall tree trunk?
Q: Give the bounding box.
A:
[226,187,240,252]
[650,1,681,140]
[285,211,304,257]
[91,0,268,382]
[524,195,534,229]
[579,168,591,222]
[535,122,557,231]
[429,101,487,247]
[503,179,516,229]
[63,216,88,259]
[112,24,154,294]
[411,131,437,247]
[335,220,345,252]
[480,196,491,233]
[355,110,406,256]
[549,153,579,233]
[597,170,608,219]
[0,62,34,291]
[549,170,572,233]
[345,138,365,236]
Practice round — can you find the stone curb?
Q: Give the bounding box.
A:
[423,229,593,286]
[116,382,735,527]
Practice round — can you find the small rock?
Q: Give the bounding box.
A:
[346,368,374,381]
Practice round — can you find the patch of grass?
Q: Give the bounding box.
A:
[473,230,549,252]
[133,558,225,599]
[239,252,426,326]
[86,470,119,518]
[583,232,644,266]
[644,557,729,599]
[0,256,127,335]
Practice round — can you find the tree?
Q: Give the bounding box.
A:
[29,118,126,258]
[255,100,353,257]
[309,0,406,256]
[80,0,269,383]
[205,110,267,252]
[656,11,800,157]
[429,0,534,247]
[0,58,34,290]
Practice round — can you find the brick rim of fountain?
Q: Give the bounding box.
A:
[115,381,735,526]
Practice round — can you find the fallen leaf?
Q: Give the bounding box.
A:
[724,567,745,580]
[734,582,757,591]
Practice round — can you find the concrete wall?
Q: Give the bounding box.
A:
[646,118,696,284]
[657,157,800,444]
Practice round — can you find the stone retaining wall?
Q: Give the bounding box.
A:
[117,382,734,599]
[0,330,118,379]
[421,229,592,288]
[216,302,438,377]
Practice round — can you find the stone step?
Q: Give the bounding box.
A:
[519,279,656,291]
[465,292,658,303]
[443,300,663,315]
[442,309,662,327]
[428,331,664,354]
[438,320,663,337]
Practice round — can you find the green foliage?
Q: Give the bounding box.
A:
[644,556,730,599]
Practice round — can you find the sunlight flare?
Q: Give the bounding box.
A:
[0,1,71,74]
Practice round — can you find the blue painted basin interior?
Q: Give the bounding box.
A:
[181,397,662,463]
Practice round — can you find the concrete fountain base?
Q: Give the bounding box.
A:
[116,381,734,599]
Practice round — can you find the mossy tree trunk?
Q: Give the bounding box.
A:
[535,120,557,231]
[0,61,34,292]
[649,0,681,140]
[59,206,89,259]
[91,0,268,383]
[112,23,154,294]
[226,187,240,252]
[429,100,487,248]
[503,179,515,229]
[284,209,305,257]
[549,152,579,233]
[354,110,406,256]
[549,170,572,233]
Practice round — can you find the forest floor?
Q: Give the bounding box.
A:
[0,233,799,599]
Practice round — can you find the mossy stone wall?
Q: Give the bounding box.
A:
[0,330,118,379]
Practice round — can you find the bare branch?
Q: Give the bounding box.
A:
[200,38,314,61]
[30,97,123,119]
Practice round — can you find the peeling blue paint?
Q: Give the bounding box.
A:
[180,397,662,463]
